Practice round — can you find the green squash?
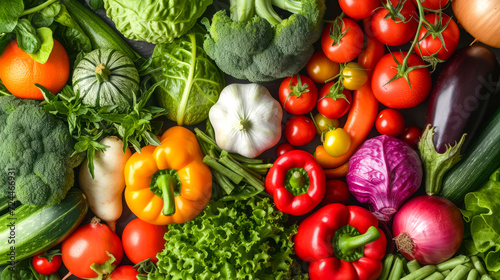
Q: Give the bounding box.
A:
[73,48,140,110]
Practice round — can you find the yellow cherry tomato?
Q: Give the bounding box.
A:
[313,113,340,135]
[323,128,351,157]
[306,51,341,83]
[342,62,368,90]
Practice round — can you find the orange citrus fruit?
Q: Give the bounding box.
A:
[0,39,70,100]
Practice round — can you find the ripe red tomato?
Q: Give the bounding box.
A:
[339,0,381,19]
[412,0,449,10]
[32,251,61,275]
[284,116,316,146]
[372,52,432,109]
[400,126,422,148]
[61,218,123,279]
[109,265,141,280]
[279,74,318,115]
[306,51,340,83]
[371,0,418,46]
[317,83,352,119]
[376,109,405,137]
[276,142,294,157]
[321,180,350,205]
[414,13,459,60]
[321,17,364,63]
[122,218,167,264]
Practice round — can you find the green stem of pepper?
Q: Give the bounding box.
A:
[337,226,380,256]
[157,174,176,216]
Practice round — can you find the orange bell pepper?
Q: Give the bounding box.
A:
[124,126,212,225]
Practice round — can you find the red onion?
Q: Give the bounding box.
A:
[392,196,464,265]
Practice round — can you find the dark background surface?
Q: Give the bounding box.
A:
[56,0,500,278]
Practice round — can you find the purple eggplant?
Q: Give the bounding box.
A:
[419,44,499,196]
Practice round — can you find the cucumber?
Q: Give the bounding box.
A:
[60,0,140,60]
[0,189,88,265]
[440,108,500,204]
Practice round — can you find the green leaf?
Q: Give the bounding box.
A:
[31,12,54,28]
[40,2,61,17]
[53,4,91,54]
[0,0,24,33]
[13,18,41,54]
[28,27,54,64]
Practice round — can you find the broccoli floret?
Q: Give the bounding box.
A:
[204,0,325,82]
[0,96,80,205]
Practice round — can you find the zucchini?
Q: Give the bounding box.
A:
[60,0,140,60]
[0,189,88,265]
[440,108,500,204]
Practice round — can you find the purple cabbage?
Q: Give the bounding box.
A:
[346,135,422,221]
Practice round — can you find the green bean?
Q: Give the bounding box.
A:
[437,255,470,272]
[401,265,437,280]
[424,272,445,280]
[471,256,487,276]
[408,260,421,273]
[378,254,395,280]
[466,269,479,280]
[388,257,404,280]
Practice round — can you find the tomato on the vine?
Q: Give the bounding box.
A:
[321,17,364,63]
[306,51,340,83]
[317,83,352,119]
[372,52,432,109]
[32,250,62,275]
[276,142,295,157]
[279,74,318,115]
[342,62,368,90]
[412,0,449,10]
[323,127,351,157]
[284,116,316,146]
[109,266,141,280]
[371,0,419,46]
[313,113,340,135]
[122,218,167,264]
[376,108,405,137]
[321,180,350,205]
[400,126,422,148]
[339,0,381,19]
[414,13,459,60]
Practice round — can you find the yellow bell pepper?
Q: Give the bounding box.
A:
[124,126,212,225]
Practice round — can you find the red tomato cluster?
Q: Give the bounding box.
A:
[33,218,167,279]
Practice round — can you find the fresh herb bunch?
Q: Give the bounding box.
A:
[38,61,167,177]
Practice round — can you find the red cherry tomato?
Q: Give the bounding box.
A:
[372,52,432,109]
[284,116,316,146]
[412,0,449,10]
[414,13,460,60]
[400,126,422,148]
[317,83,352,119]
[339,0,381,19]
[122,218,167,264]
[279,74,318,115]
[276,142,295,157]
[376,108,405,137]
[371,0,419,46]
[306,51,341,83]
[61,219,123,279]
[109,265,141,280]
[321,180,350,205]
[321,17,364,63]
[32,251,62,275]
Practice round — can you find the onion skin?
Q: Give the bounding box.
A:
[453,0,500,48]
[392,196,464,265]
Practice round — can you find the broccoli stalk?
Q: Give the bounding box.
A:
[204,0,325,82]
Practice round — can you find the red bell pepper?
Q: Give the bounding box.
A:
[265,150,325,215]
[294,204,387,280]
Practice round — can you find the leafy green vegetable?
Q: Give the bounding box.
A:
[150,196,307,280]
[151,24,225,126]
[462,167,500,279]
[28,27,53,63]
[203,0,325,82]
[103,0,212,44]
[1,258,61,280]
[88,0,104,10]
[0,0,24,33]
[0,95,81,206]
[13,18,41,54]
[53,4,92,55]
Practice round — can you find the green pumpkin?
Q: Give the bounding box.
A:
[73,48,140,110]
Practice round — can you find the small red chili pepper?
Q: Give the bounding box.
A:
[265,150,325,215]
[294,203,387,280]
